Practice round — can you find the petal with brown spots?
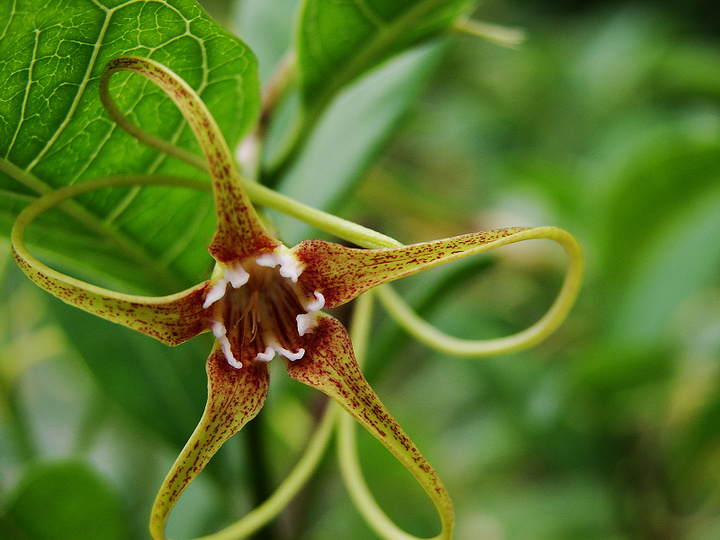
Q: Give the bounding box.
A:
[286,313,454,535]
[150,345,270,540]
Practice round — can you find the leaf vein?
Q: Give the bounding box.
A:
[24,10,113,173]
[352,0,388,29]
[4,29,39,159]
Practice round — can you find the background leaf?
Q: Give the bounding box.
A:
[45,293,209,450]
[5,461,127,540]
[0,0,260,292]
[272,42,446,245]
[297,0,475,115]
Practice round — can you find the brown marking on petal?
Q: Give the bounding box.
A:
[294,228,529,308]
[150,346,269,539]
[12,249,209,346]
[104,57,279,263]
[286,314,453,508]
[206,176,280,263]
[206,255,319,365]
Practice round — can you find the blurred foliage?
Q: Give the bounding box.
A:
[1,1,720,539]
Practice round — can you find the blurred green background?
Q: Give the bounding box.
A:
[2,1,720,539]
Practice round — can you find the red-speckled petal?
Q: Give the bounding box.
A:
[12,249,209,346]
[293,227,530,308]
[286,314,454,533]
[102,57,278,262]
[150,345,270,540]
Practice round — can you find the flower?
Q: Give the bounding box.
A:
[11,56,582,539]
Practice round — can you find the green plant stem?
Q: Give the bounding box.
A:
[338,291,450,540]
[244,181,401,249]
[94,89,402,251]
[244,414,275,540]
[453,17,526,48]
[374,227,584,357]
[257,51,297,144]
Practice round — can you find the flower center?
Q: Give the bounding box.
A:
[202,250,324,368]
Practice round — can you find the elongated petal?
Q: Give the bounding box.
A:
[286,314,454,536]
[150,345,270,540]
[294,227,568,308]
[17,254,207,345]
[10,179,210,346]
[101,57,278,262]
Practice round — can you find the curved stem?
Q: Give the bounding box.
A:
[99,67,206,172]
[287,312,455,539]
[101,56,278,264]
[339,413,442,540]
[10,174,215,346]
[244,181,401,249]
[1,160,187,292]
[453,18,526,48]
[258,50,298,143]
[101,72,401,252]
[375,228,584,357]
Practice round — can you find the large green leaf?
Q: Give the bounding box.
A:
[0,0,260,292]
[297,0,476,115]
[611,182,720,342]
[234,0,300,85]
[6,461,127,540]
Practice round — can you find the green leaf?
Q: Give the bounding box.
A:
[0,0,260,292]
[297,0,476,114]
[234,0,300,85]
[611,182,720,342]
[599,136,720,290]
[572,343,673,394]
[273,42,445,244]
[6,460,127,540]
[46,292,209,450]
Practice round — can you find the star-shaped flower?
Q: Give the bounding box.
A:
[11,57,582,539]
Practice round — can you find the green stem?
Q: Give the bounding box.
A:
[453,17,526,48]
[96,82,401,252]
[374,227,584,357]
[244,414,275,540]
[244,181,401,249]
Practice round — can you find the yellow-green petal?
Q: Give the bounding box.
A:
[150,345,270,540]
[11,178,209,346]
[294,227,543,308]
[101,57,278,263]
[286,314,454,538]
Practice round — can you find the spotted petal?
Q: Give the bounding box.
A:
[286,314,454,537]
[294,226,575,308]
[10,178,210,346]
[150,344,270,540]
[101,57,279,263]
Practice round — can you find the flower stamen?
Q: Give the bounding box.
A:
[204,250,323,368]
[256,337,305,362]
[203,279,228,309]
[203,262,250,309]
[297,291,325,336]
[256,248,304,282]
[211,321,241,368]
